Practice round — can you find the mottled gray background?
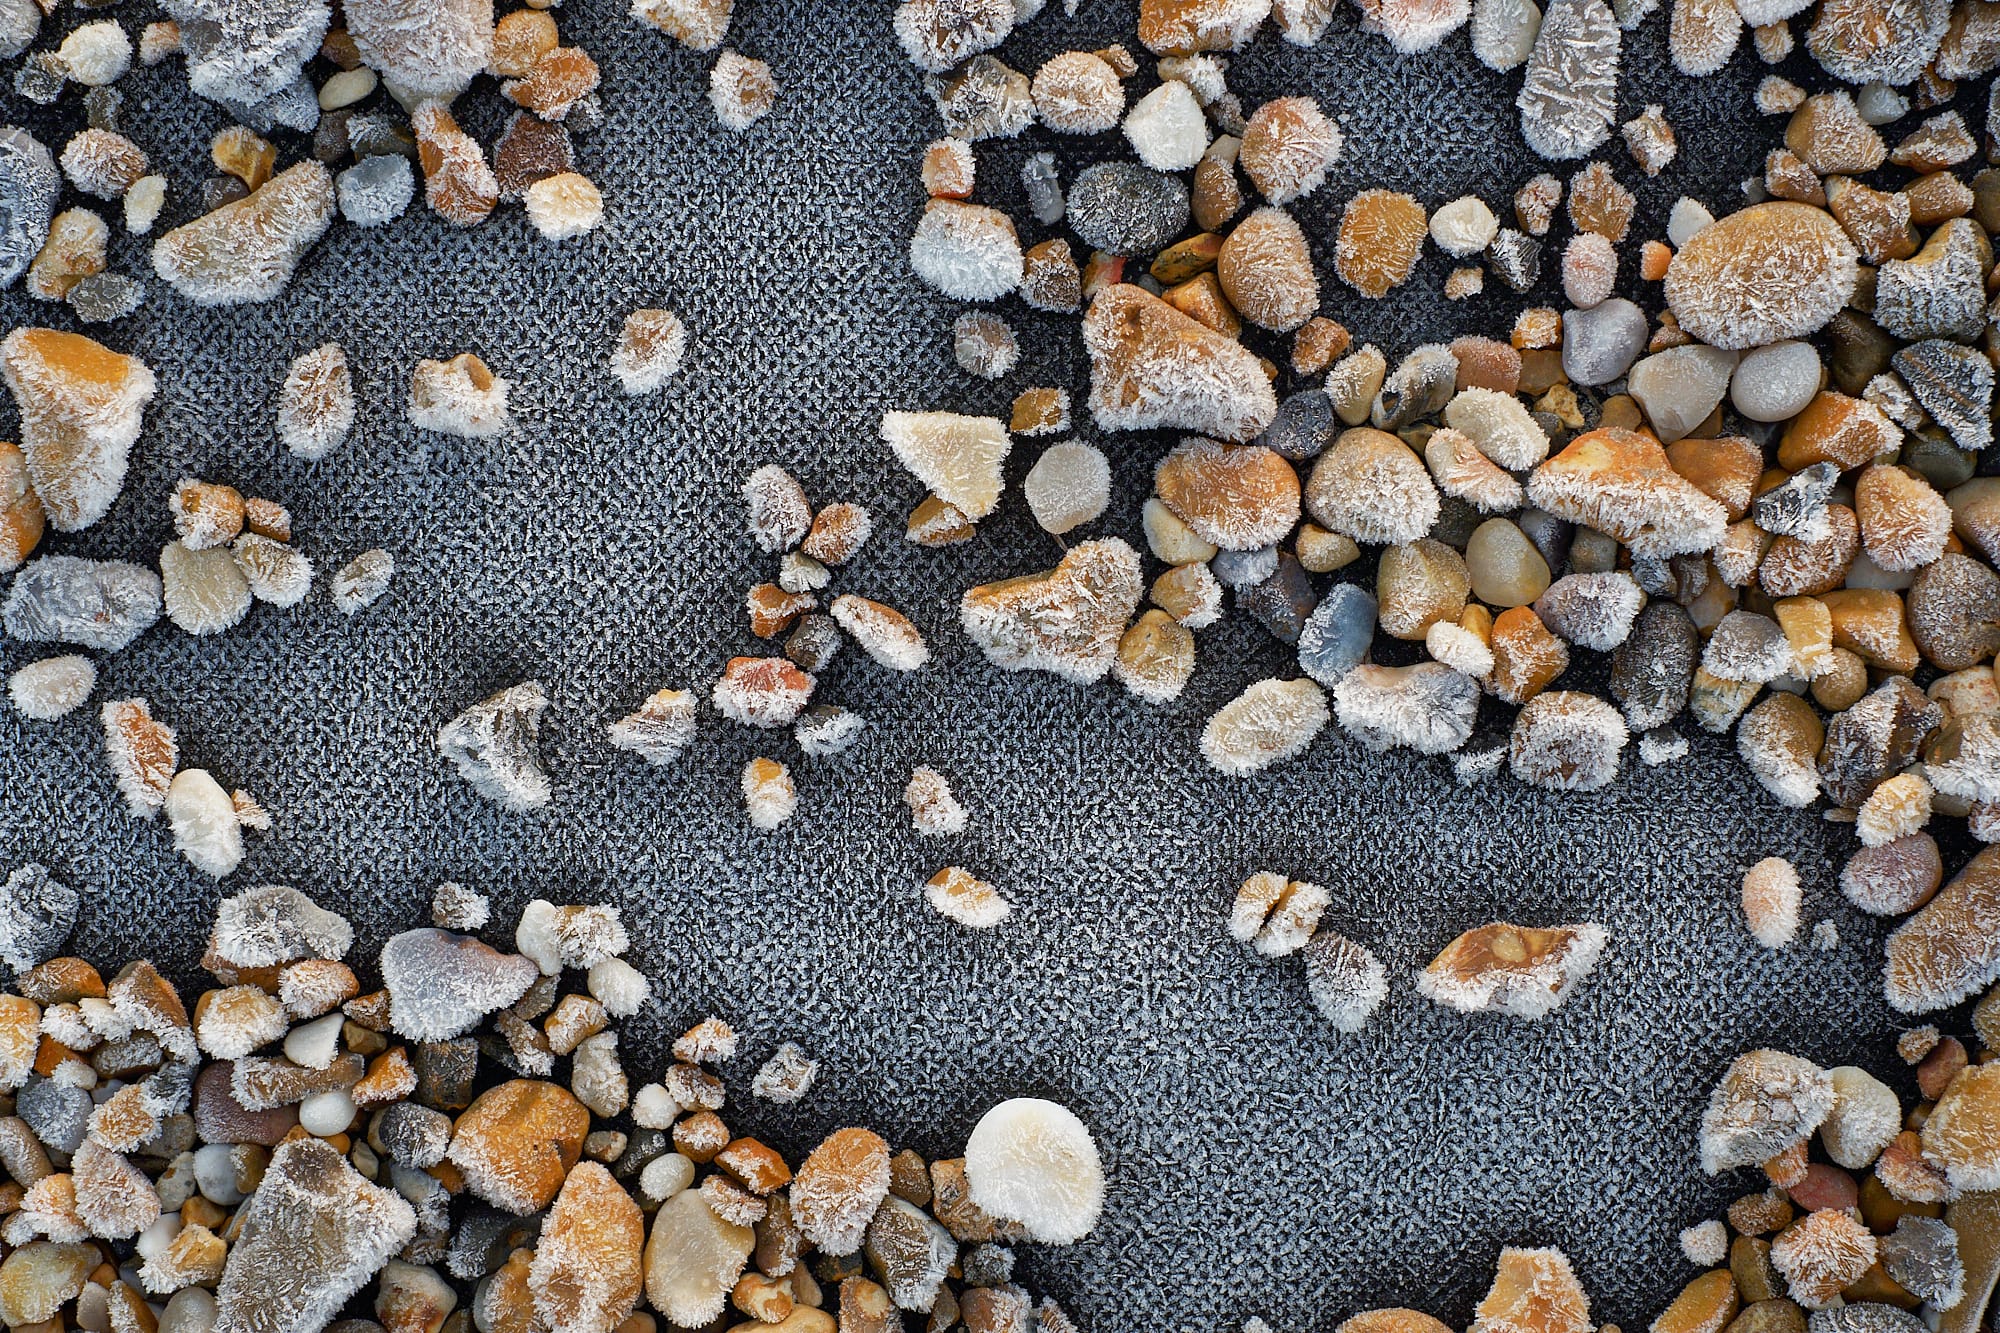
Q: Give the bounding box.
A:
[0,0,1975,1327]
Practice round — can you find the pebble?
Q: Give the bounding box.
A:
[1066,161,1189,257]
[153,162,335,306]
[1297,584,1378,685]
[1218,207,1318,331]
[1335,662,1481,754]
[1467,519,1552,606]
[1730,341,1822,421]
[3,556,160,651]
[1628,343,1738,442]
[1082,284,1275,442]
[1561,297,1648,386]
[0,128,55,289]
[435,682,552,811]
[959,540,1141,683]
[1665,202,1858,350]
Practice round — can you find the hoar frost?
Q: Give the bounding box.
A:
[963,1098,1103,1245]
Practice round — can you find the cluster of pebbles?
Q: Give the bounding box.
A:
[0,871,1102,1332]
[883,0,2000,1028]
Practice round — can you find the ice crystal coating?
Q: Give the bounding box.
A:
[1879,1216,1965,1308]
[331,549,394,615]
[751,1041,817,1104]
[165,769,241,878]
[714,657,814,728]
[346,0,492,104]
[1742,856,1802,947]
[1665,203,1859,351]
[644,1189,753,1326]
[1820,1065,1902,1170]
[1357,0,1473,50]
[1239,97,1342,204]
[7,655,92,721]
[1446,387,1550,469]
[161,0,329,115]
[1772,1211,1878,1309]
[1510,691,1629,791]
[211,1139,417,1333]
[1201,677,1330,774]
[1806,0,1949,85]
[1418,922,1607,1019]
[895,0,1013,71]
[0,865,75,976]
[1471,1248,1592,1333]
[1517,0,1622,160]
[1124,79,1209,172]
[436,682,552,812]
[612,309,686,394]
[0,127,56,291]
[1032,52,1124,133]
[1067,162,1190,256]
[831,594,929,671]
[1883,846,2000,1013]
[608,687,696,765]
[910,201,1021,302]
[1302,931,1388,1032]
[159,541,250,635]
[276,343,352,461]
[1025,441,1110,535]
[959,539,1142,682]
[1533,572,1643,650]
[881,411,1010,520]
[1305,429,1439,547]
[1432,195,1501,255]
[408,353,509,439]
[1670,0,1742,74]
[336,154,413,227]
[1218,206,1319,332]
[1334,663,1480,755]
[1336,190,1428,299]
[1698,1048,1834,1173]
[1083,284,1276,443]
[1561,232,1618,308]
[1527,429,1728,558]
[2,329,155,533]
[964,1099,1103,1245]
[4,557,161,651]
[151,162,335,307]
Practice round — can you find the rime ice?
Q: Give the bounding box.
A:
[1417,921,1607,1020]
[963,1098,1103,1245]
[276,343,353,460]
[436,682,552,812]
[1201,677,1330,775]
[1517,0,1621,160]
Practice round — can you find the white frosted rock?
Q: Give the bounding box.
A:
[964,1097,1104,1245]
[8,656,93,720]
[1472,0,1542,68]
[1820,1065,1901,1169]
[1123,79,1209,171]
[166,769,244,879]
[1667,196,1714,246]
[1430,195,1500,256]
[1201,677,1330,774]
[909,201,1022,302]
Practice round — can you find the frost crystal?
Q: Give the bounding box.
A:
[100,697,176,817]
[1201,678,1330,775]
[751,1042,818,1103]
[894,0,1014,72]
[1431,195,1501,255]
[211,884,352,968]
[881,411,1010,520]
[276,343,352,461]
[910,201,1021,302]
[1670,0,1742,74]
[379,928,537,1040]
[1417,922,1607,1019]
[1517,0,1622,160]
[742,464,810,552]
[212,1139,417,1333]
[1334,663,1480,755]
[631,0,733,50]
[168,769,244,878]
[1533,572,1643,650]
[2,328,156,534]
[0,127,56,290]
[162,0,330,114]
[5,556,161,651]
[960,540,1142,682]
[336,154,413,227]
[1445,387,1551,469]
[1303,931,1387,1032]
[925,866,1011,927]
[964,1098,1103,1246]
[1681,1220,1729,1267]
[408,353,510,439]
[1509,691,1628,791]
[709,49,776,130]
[742,757,796,829]
[1239,97,1342,204]
[1124,79,1209,172]
[436,681,552,812]
[8,655,93,721]
[608,687,696,765]
[345,0,492,104]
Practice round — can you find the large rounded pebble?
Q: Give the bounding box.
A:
[964,1097,1105,1245]
[1467,518,1552,607]
[1562,298,1648,386]
[1628,345,1738,444]
[1731,341,1823,422]
[1298,584,1377,686]
[1665,202,1859,350]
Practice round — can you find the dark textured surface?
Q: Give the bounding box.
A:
[0,1,1974,1328]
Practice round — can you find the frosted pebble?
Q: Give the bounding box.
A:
[1297,584,1376,686]
[1467,518,1552,606]
[1472,0,1543,68]
[964,1098,1103,1245]
[58,22,131,87]
[1731,340,1822,421]
[1855,82,1909,125]
[1024,441,1110,535]
[335,155,412,227]
[1123,79,1208,172]
[1668,197,1714,245]
[8,655,93,720]
[1430,195,1499,256]
[910,201,1022,302]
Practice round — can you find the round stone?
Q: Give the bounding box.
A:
[1466,518,1552,607]
[1066,161,1190,257]
[1731,340,1824,422]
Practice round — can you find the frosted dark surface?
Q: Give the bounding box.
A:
[0,1,1976,1327]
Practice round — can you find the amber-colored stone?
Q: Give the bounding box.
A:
[1162,271,1243,337]
[1336,190,1426,299]
[503,47,600,121]
[1154,438,1299,551]
[0,441,44,574]
[1151,232,1223,284]
[1569,161,1636,241]
[414,103,498,227]
[1905,172,1974,225]
[491,9,559,77]
[906,495,974,547]
[1819,588,1918,672]
[1293,317,1351,375]
[448,1080,589,1214]
[1136,0,1265,52]
[1010,388,1068,435]
[1777,391,1898,471]
[1470,1246,1592,1333]
[1668,436,1764,520]
[1657,1271,1740,1333]
[1489,606,1569,704]
[1826,176,1918,263]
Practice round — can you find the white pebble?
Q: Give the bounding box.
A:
[58,21,131,86]
[586,956,651,1018]
[1666,197,1713,246]
[1024,440,1111,535]
[1680,1219,1728,1267]
[1730,340,1821,422]
[298,1089,355,1136]
[964,1097,1105,1245]
[1429,195,1498,256]
[640,1151,694,1203]
[631,1083,681,1129]
[193,1143,242,1205]
[1123,79,1209,171]
[8,655,94,720]
[282,1012,343,1070]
